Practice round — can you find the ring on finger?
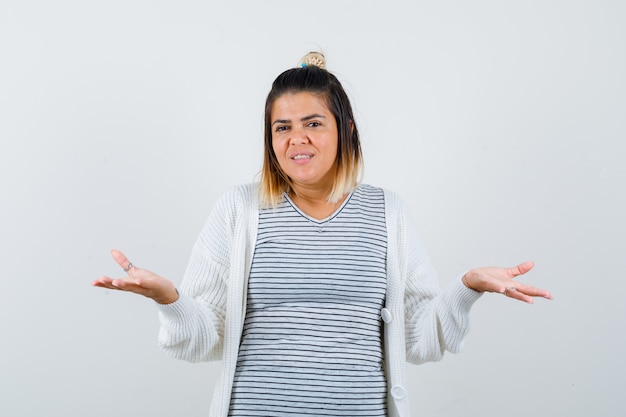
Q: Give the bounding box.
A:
[124,262,134,272]
[504,286,516,297]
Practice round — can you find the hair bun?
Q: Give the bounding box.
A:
[298,52,326,69]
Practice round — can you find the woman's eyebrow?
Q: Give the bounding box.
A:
[272,114,326,126]
[301,114,326,122]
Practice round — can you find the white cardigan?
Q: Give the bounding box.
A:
[156,183,482,417]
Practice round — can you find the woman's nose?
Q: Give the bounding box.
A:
[289,129,309,145]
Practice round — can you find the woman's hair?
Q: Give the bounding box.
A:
[259,63,363,207]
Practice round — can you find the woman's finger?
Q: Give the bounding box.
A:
[92,276,127,290]
[501,282,553,303]
[508,261,534,278]
[93,276,148,296]
[514,283,553,300]
[502,286,534,303]
[92,277,113,288]
[110,249,135,274]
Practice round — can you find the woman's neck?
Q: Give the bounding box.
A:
[289,188,347,220]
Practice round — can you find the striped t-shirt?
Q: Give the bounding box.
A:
[228,184,388,417]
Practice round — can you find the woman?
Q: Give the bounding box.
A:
[93,54,552,417]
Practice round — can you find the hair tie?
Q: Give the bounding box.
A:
[298,51,326,69]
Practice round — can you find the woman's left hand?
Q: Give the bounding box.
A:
[462,261,552,303]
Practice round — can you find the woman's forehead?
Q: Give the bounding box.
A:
[271,92,332,120]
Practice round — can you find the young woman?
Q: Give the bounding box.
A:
[93,54,552,417]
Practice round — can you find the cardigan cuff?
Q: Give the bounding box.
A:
[449,275,483,313]
[156,292,195,328]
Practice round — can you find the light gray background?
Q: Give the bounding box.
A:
[1,1,623,416]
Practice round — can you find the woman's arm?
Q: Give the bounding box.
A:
[395,200,551,364]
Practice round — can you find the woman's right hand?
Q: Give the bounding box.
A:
[92,249,180,305]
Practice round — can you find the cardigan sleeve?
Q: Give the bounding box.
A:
[155,189,236,363]
[393,197,482,364]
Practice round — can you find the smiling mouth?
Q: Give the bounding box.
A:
[292,154,312,160]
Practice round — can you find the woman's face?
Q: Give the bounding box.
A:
[271,92,339,194]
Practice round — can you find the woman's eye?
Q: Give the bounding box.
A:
[308,121,321,127]
[275,125,289,132]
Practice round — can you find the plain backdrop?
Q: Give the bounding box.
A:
[1,1,624,416]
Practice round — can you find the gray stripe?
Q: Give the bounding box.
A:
[229,184,388,417]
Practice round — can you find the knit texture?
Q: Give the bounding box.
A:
[157,183,482,417]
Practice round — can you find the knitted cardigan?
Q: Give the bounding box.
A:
[156,183,482,417]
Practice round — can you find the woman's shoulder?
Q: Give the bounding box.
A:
[205,183,260,223]
[358,183,405,210]
[217,183,259,205]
